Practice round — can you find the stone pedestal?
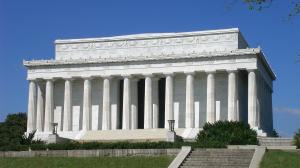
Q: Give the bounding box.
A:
[167,131,176,142]
[47,134,66,144]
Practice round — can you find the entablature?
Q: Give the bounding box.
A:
[24,48,260,67]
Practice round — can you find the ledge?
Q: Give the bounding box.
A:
[24,48,260,67]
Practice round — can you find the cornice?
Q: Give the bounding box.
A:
[24,48,260,67]
[257,50,276,80]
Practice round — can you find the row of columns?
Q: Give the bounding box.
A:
[27,70,259,133]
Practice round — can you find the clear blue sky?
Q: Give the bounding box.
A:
[0,0,299,137]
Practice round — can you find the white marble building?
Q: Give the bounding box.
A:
[24,28,275,140]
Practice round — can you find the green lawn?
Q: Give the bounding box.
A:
[0,156,174,168]
[260,150,300,168]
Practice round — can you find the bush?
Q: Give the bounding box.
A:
[293,129,300,149]
[31,141,186,151]
[196,121,258,148]
[269,129,279,137]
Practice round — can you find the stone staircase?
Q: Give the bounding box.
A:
[258,137,296,149]
[180,149,255,168]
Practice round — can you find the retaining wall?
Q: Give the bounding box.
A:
[0,149,180,157]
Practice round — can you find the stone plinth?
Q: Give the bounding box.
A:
[47,134,67,144]
[167,131,176,142]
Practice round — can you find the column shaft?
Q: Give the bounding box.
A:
[63,79,72,131]
[27,80,37,132]
[248,70,257,128]
[144,76,152,129]
[111,79,120,130]
[131,79,138,129]
[164,74,174,128]
[152,79,159,129]
[44,80,54,132]
[228,71,237,121]
[102,78,111,130]
[185,73,195,128]
[36,82,44,132]
[82,78,92,131]
[206,72,216,123]
[122,77,131,129]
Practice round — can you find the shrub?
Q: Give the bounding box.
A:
[20,130,45,146]
[293,129,300,149]
[30,144,47,151]
[269,129,279,137]
[196,121,258,148]
[34,141,185,151]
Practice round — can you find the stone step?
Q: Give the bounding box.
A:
[258,137,294,146]
[182,163,250,167]
[182,161,251,165]
[192,149,254,152]
[190,150,254,156]
[189,153,254,157]
[186,157,252,162]
[180,165,249,168]
[179,149,254,168]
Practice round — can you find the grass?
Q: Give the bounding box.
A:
[0,156,174,168]
[260,150,300,168]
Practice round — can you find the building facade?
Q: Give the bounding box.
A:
[24,28,275,140]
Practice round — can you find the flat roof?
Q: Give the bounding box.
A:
[55,28,240,44]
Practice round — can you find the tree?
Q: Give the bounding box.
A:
[230,0,300,19]
[0,113,27,150]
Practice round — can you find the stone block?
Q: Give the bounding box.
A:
[167,131,176,142]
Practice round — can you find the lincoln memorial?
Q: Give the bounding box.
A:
[24,28,275,141]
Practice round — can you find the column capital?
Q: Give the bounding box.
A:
[226,69,238,73]
[184,71,195,75]
[247,68,257,73]
[143,73,154,77]
[82,76,93,80]
[121,74,132,78]
[44,77,56,81]
[35,78,46,83]
[205,70,216,74]
[101,75,113,79]
[63,77,75,81]
[163,72,174,77]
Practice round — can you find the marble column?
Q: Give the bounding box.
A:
[144,75,153,129]
[164,73,174,129]
[36,81,45,132]
[27,80,37,133]
[228,70,237,121]
[131,78,138,129]
[248,70,257,128]
[185,72,195,128]
[82,78,92,131]
[206,71,216,123]
[63,78,72,131]
[44,79,54,132]
[111,79,120,130]
[122,76,131,130]
[102,77,111,130]
[152,78,159,129]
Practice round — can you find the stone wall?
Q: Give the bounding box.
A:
[0,149,180,158]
